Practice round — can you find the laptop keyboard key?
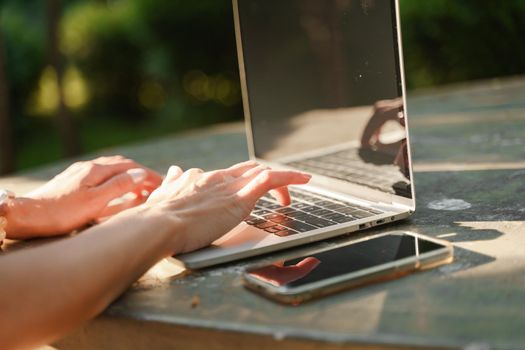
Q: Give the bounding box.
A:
[264,226,284,234]
[286,211,311,219]
[291,202,311,210]
[255,221,277,229]
[324,203,346,210]
[324,212,348,220]
[310,209,334,217]
[290,213,315,222]
[301,217,335,228]
[336,207,361,215]
[245,218,266,226]
[256,199,273,207]
[315,200,336,207]
[275,207,297,214]
[280,220,317,232]
[274,228,299,237]
[301,205,323,213]
[263,213,288,223]
[252,209,273,216]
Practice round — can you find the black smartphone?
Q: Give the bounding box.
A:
[243,231,453,304]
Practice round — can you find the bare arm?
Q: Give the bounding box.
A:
[0,207,175,350]
[0,161,310,350]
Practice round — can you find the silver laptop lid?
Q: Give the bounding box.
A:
[233,0,415,210]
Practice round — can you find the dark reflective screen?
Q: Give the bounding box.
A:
[247,234,444,288]
[238,0,411,197]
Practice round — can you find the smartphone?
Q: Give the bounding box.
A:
[243,231,453,305]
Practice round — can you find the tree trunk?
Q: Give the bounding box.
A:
[47,0,82,157]
[0,31,15,175]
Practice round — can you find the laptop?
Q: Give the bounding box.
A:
[175,0,415,269]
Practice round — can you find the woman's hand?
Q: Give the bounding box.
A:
[143,161,311,254]
[359,98,409,175]
[360,98,405,153]
[6,156,162,238]
[249,257,321,287]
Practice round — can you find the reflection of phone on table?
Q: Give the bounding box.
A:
[243,231,453,305]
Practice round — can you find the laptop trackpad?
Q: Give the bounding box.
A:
[176,223,280,267]
[213,223,269,247]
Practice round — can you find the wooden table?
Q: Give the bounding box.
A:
[2,77,525,350]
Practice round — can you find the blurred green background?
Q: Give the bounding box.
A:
[1,0,524,174]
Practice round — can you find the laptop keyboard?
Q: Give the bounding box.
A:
[244,187,383,237]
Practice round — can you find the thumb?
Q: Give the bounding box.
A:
[91,168,147,206]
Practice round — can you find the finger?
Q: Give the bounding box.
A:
[90,168,147,207]
[234,166,301,194]
[182,168,204,181]
[361,116,386,147]
[237,170,311,205]
[232,164,269,189]
[251,257,320,286]
[166,168,204,190]
[92,155,126,164]
[273,257,321,284]
[86,158,162,188]
[295,257,321,270]
[394,140,409,176]
[131,180,160,199]
[361,102,401,147]
[269,186,292,206]
[97,193,145,218]
[163,165,184,185]
[144,168,163,188]
[225,160,259,177]
[228,164,270,193]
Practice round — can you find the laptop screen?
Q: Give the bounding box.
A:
[237,0,412,199]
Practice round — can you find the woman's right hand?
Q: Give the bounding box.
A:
[141,161,311,255]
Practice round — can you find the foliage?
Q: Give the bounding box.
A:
[60,0,240,120]
[0,1,46,133]
[400,0,525,88]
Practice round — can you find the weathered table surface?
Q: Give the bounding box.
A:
[2,77,525,350]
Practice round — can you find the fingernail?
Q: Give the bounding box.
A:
[301,173,312,178]
[168,165,182,174]
[127,168,147,184]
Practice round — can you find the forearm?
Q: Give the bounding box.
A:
[0,206,180,350]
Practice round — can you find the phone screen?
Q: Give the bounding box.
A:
[247,234,445,288]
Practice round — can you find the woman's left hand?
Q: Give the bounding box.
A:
[6,156,162,238]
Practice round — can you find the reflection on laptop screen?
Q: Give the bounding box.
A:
[238,0,412,198]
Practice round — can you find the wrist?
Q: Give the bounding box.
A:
[4,197,55,239]
[110,204,186,258]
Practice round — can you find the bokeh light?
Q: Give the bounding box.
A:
[138,81,166,110]
[27,66,89,116]
[183,70,240,106]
